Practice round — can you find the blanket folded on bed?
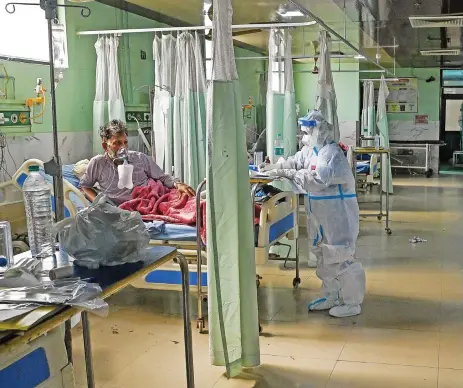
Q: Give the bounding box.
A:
[119,179,260,243]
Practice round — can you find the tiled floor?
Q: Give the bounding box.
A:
[72,176,463,387]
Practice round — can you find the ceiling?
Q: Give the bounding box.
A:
[100,0,463,69]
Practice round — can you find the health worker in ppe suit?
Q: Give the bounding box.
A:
[261,110,365,318]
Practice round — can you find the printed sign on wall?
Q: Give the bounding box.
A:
[386,78,418,113]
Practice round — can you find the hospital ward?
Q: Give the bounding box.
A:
[2,0,463,387]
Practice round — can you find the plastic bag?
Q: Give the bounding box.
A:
[54,194,150,269]
[0,279,109,317]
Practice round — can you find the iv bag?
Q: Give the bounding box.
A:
[117,160,133,189]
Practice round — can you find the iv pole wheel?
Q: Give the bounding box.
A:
[425,169,433,178]
[293,277,301,289]
[386,228,392,235]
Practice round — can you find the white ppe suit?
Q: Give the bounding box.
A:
[263,110,365,318]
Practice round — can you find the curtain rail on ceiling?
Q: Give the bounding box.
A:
[288,0,396,78]
[360,78,399,81]
[76,21,317,35]
[256,69,386,74]
[234,54,358,60]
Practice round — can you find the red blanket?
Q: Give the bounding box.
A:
[119,179,260,242]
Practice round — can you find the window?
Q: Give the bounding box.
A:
[0,0,50,62]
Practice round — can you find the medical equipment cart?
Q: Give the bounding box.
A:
[0,246,195,388]
[353,147,392,235]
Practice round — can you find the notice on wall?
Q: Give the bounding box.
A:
[415,115,429,124]
[386,78,418,113]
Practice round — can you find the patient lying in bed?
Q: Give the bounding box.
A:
[80,119,195,205]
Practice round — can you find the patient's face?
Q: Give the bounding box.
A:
[103,133,129,159]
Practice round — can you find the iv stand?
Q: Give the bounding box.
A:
[5,0,91,365]
[5,0,90,223]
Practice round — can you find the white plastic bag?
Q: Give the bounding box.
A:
[54,195,150,269]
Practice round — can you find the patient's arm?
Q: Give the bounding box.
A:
[81,186,97,202]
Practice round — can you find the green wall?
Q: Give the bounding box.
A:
[385,68,440,122]
[235,47,265,106]
[293,62,360,122]
[1,2,263,134]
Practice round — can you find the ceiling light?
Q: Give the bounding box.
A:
[279,10,305,17]
[410,15,463,28]
[277,4,305,17]
[421,49,461,56]
[354,55,366,59]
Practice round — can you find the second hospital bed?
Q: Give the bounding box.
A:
[1,159,300,332]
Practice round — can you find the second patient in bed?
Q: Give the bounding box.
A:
[80,119,195,205]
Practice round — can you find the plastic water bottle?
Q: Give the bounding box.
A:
[274,134,284,161]
[374,135,380,150]
[23,165,54,258]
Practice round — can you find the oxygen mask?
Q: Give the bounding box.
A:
[115,148,133,190]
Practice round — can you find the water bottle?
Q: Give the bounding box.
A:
[374,135,380,150]
[23,165,54,258]
[0,221,13,270]
[274,134,284,161]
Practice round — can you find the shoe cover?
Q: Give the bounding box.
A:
[329,304,361,317]
[308,252,317,268]
[308,297,337,311]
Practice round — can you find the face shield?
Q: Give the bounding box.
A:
[298,110,334,149]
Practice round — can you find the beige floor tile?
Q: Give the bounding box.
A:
[326,361,438,388]
[440,301,463,333]
[258,274,310,289]
[355,298,441,332]
[101,335,223,388]
[439,333,463,370]
[340,327,439,367]
[260,321,352,360]
[438,369,463,388]
[252,355,335,388]
[72,311,184,386]
[211,355,335,388]
[366,278,442,303]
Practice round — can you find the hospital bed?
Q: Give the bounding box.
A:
[2,159,300,333]
[355,153,379,192]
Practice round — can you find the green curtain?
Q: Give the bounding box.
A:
[207,0,260,378]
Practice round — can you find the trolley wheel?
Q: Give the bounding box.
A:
[197,318,205,334]
[425,169,433,178]
[259,324,263,334]
[293,277,301,289]
[202,295,208,303]
[256,279,261,288]
[377,215,383,221]
[386,228,392,235]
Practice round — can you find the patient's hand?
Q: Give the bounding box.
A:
[175,182,196,198]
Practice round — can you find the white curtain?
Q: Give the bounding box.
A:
[316,30,339,142]
[92,36,125,155]
[153,34,176,174]
[362,80,376,146]
[207,0,260,377]
[283,29,297,158]
[266,29,285,163]
[377,76,393,193]
[153,32,206,188]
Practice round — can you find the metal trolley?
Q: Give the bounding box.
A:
[352,147,392,235]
